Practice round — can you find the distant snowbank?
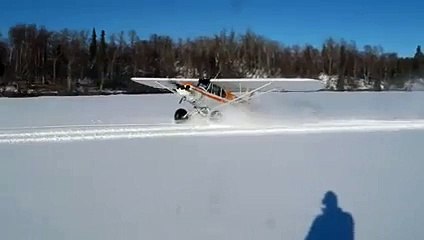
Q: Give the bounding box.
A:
[318,73,384,90]
[319,73,424,91]
[403,78,424,91]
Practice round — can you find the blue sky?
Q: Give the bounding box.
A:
[1,0,422,57]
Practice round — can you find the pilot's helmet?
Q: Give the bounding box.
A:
[202,71,208,79]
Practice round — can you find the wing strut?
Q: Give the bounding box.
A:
[211,82,273,111]
[154,81,178,94]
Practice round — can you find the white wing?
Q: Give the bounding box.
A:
[209,78,325,92]
[130,77,197,93]
[130,77,325,92]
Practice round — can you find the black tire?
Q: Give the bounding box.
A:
[209,110,223,122]
[174,108,189,122]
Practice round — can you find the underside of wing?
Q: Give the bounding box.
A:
[131,77,325,93]
[130,77,198,92]
[209,78,325,93]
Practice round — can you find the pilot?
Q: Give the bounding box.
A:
[201,71,208,79]
[198,71,210,90]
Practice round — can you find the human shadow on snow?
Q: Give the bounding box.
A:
[305,191,354,240]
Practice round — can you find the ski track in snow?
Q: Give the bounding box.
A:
[1,119,424,144]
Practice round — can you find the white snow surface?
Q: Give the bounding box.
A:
[1,92,424,240]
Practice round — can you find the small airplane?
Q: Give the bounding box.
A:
[131,76,325,123]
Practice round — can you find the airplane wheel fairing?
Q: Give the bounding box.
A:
[174,108,189,122]
[209,110,223,122]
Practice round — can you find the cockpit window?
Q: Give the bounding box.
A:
[198,82,209,89]
[207,83,226,98]
[198,78,210,89]
[221,89,227,98]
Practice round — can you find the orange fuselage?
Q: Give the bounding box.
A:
[182,82,236,103]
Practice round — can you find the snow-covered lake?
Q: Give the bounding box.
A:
[1,92,423,240]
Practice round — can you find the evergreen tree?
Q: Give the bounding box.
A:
[413,45,424,76]
[98,30,107,90]
[414,45,423,59]
[89,28,97,66]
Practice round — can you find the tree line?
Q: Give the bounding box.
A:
[0,24,423,93]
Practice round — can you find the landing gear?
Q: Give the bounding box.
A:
[209,110,223,122]
[174,108,189,123]
[173,107,223,123]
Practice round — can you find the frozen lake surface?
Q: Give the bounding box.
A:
[1,92,423,239]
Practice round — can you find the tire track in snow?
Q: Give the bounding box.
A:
[1,120,424,144]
